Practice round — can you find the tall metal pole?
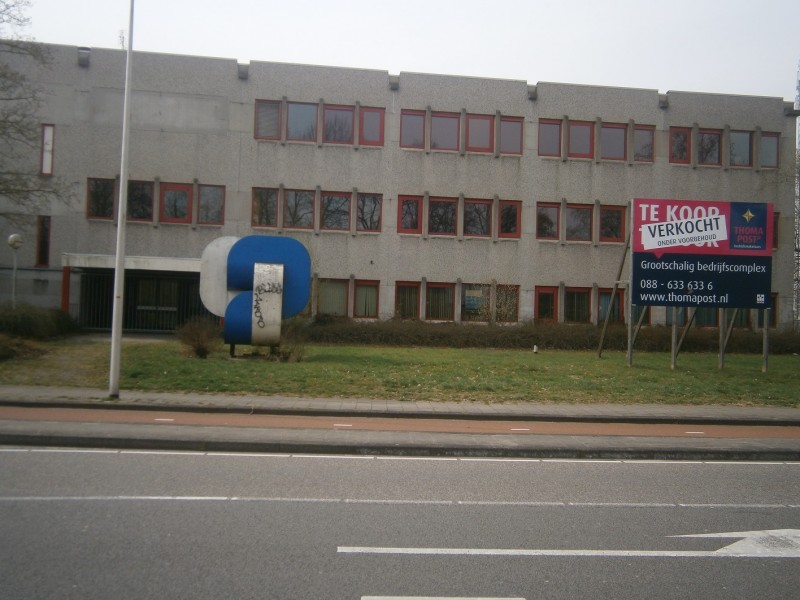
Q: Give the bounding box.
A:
[109,0,135,398]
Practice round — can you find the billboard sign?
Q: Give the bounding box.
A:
[632,199,773,309]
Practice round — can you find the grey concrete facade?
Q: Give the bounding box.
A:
[1,42,797,329]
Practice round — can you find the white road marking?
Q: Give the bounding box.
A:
[334,423,353,427]
[510,428,530,432]
[362,597,526,600]
[154,418,175,422]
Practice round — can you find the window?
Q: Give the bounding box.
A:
[666,307,687,326]
[428,197,457,235]
[598,289,624,322]
[283,189,314,228]
[463,198,491,237]
[466,114,493,153]
[128,181,154,221]
[354,280,379,318]
[398,195,422,234]
[761,132,779,168]
[599,205,625,242]
[286,102,317,142]
[496,285,519,322]
[160,183,192,223]
[536,202,559,239]
[357,193,382,232]
[499,200,521,238]
[499,117,523,155]
[633,125,654,162]
[566,204,592,241]
[36,215,50,267]
[321,192,351,230]
[395,282,420,318]
[431,112,459,150]
[565,288,590,322]
[536,287,558,321]
[87,178,115,219]
[538,119,561,157]
[568,121,593,158]
[631,304,650,325]
[252,188,278,227]
[323,105,353,144]
[600,123,626,160]
[318,279,347,316]
[730,130,752,167]
[461,283,490,322]
[695,307,718,327]
[698,129,721,165]
[40,124,54,175]
[198,185,224,225]
[255,100,280,140]
[426,283,455,320]
[400,110,425,148]
[359,107,384,146]
[669,127,691,164]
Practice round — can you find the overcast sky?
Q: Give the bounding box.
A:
[20,0,800,101]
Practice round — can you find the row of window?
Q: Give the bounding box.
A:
[536,202,625,243]
[668,126,778,168]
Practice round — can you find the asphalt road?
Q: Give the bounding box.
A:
[1,448,798,599]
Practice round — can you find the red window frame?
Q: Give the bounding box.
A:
[565,204,592,241]
[538,119,561,157]
[400,110,425,149]
[254,99,281,140]
[428,196,457,235]
[359,107,385,147]
[395,281,420,319]
[600,122,626,160]
[356,193,382,232]
[697,129,722,166]
[323,104,354,144]
[599,205,625,243]
[397,195,422,234]
[536,202,560,240]
[283,189,315,229]
[499,116,523,155]
[761,132,779,168]
[669,127,691,164]
[159,182,193,224]
[354,279,380,319]
[463,198,492,237]
[568,121,594,159]
[633,125,655,162]
[430,112,460,151]
[466,114,494,153]
[499,200,522,239]
[425,282,455,321]
[535,286,558,322]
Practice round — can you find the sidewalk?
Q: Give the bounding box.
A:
[0,384,798,460]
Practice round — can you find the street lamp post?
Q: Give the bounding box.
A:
[7,234,23,309]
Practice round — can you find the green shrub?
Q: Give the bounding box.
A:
[0,303,79,339]
[176,316,223,358]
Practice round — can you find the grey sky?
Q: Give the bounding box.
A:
[22,0,800,101]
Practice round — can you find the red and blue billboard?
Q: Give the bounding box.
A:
[632,199,773,309]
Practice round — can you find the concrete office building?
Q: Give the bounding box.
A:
[1,42,797,331]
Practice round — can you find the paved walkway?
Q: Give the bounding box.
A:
[0,385,798,460]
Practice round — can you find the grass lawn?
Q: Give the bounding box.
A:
[0,337,798,406]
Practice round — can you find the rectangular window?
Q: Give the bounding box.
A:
[598,289,624,322]
[428,197,457,235]
[321,192,351,230]
[359,107,385,147]
[431,112,459,151]
[87,178,115,219]
[730,130,752,167]
[463,199,491,237]
[395,282,420,318]
[198,185,224,225]
[283,189,314,229]
[35,215,50,267]
[698,129,721,165]
[599,205,625,242]
[128,181,154,221]
[761,132,779,168]
[669,127,691,164]
[568,121,594,158]
[318,279,347,317]
[566,204,592,241]
[632,304,650,325]
[695,307,718,327]
[426,283,455,321]
[398,195,422,234]
[496,285,519,322]
[286,102,317,142]
[565,288,591,322]
[252,188,278,227]
[400,110,425,149]
[323,105,354,144]
[633,125,654,162]
[40,124,54,175]
[466,114,493,153]
[461,283,490,322]
[356,193,382,232]
[538,119,561,157]
[499,200,521,238]
[160,183,192,223]
[255,100,280,140]
[499,117,523,155]
[536,202,559,240]
[600,123,626,160]
[666,307,687,326]
[536,287,558,321]
[354,280,379,318]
